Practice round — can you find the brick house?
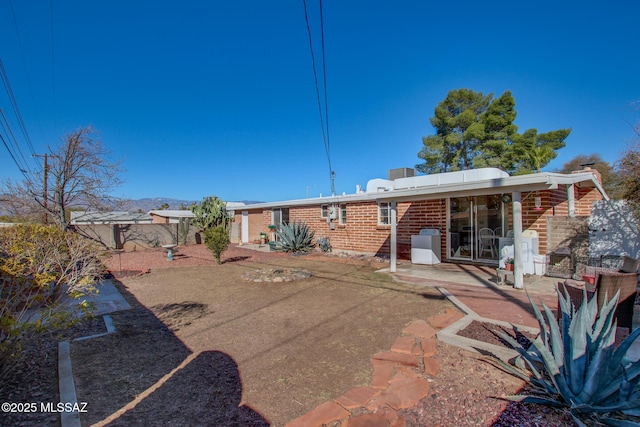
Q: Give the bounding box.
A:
[236,167,607,284]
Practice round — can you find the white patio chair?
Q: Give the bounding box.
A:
[478,228,496,258]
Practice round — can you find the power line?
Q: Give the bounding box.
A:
[9,0,45,158]
[303,0,334,195]
[0,59,36,157]
[0,106,37,185]
[319,0,330,163]
[50,0,57,132]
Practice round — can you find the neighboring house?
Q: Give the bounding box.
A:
[236,167,607,285]
[148,210,195,224]
[149,204,245,243]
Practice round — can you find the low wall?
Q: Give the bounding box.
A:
[74,223,202,251]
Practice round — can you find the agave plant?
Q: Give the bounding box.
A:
[488,287,640,426]
[316,236,332,253]
[274,221,316,253]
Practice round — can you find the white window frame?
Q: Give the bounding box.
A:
[378,202,391,225]
[272,208,289,225]
[339,204,347,224]
[321,204,329,218]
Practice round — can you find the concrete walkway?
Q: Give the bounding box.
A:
[58,279,130,427]
[381,262,559,329]
[62,279,132,316]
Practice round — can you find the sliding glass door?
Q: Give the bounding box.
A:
[448,195,504,263]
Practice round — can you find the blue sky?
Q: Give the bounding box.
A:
[0,1,639,203]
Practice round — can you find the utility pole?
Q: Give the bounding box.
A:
[330,170,336,196]
[33,153,49,223]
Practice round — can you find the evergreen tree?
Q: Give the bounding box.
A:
[417,89,570,175]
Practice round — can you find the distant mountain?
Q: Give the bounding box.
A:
[0,194,262,217]
[120,198,263,213]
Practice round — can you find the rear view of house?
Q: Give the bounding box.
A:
[237,167,606,273]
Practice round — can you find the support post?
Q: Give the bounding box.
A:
[512,191,524,289]
[568,183,576,217]
[390,201,397,273]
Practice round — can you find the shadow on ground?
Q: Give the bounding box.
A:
[71,279,268,426]
[107,351,269,426]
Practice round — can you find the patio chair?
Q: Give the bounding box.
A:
[558,270,638,330]
[478,228,496,258]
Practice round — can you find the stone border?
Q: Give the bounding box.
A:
[434,286,541,362]
[58,315,115,427]
[284,284,542,426]
[241,268,313,283]
[285,319,444,427]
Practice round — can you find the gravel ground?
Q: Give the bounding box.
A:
[102,244,578,426]
[0,244,585,426]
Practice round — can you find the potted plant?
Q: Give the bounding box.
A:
[504,257,514,271]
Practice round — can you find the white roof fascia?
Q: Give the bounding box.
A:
[245,171,605,209]
[148,210,195,218]
[542,171,610,201]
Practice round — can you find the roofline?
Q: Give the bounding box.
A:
[241,171,608,209]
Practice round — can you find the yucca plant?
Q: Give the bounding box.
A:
[487,287,640,426]
[274,221,316,253]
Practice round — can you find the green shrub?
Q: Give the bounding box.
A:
[0,224,103,385]
[487,287,640,426]
[204,225,230,264]
[275,221,316,253]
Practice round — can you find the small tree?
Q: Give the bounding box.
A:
[618,101,640,216]
[203,226,230,264]
[1,126,123,230]
[191,195,232,261]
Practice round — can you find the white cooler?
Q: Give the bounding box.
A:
[411,229,441,265]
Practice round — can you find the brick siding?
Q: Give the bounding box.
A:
[243,184,603,261]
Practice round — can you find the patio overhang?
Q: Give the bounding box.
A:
[244,169,608,281]
[246,170,608,209]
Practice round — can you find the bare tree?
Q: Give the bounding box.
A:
[1,126,124,229]
[618,102,640,215]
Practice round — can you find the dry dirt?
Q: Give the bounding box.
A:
[1,244,577,426]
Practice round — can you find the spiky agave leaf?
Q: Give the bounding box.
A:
[275,221,316,253]
[501,393,565,407]
[490,332,557,395]
[538,298,579,403]
[590,313,640,405]
[578,293,619,403]
[600,418,640,427]
[487,286,640,424]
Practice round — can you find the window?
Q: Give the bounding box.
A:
[321,204,329,218]
[272,208,289,225]
[378,202,390,225]
[339,204,347,224]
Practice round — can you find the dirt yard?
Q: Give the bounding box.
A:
[74,245,454,426]
[3,244,574,426]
